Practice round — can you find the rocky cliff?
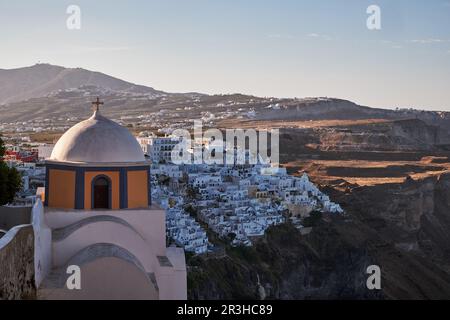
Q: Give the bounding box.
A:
[315,119,447,152]
[187,172,450,300]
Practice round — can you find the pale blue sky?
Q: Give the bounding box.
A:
[1,0,450,110]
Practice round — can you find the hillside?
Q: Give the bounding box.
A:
[0,64,163,105]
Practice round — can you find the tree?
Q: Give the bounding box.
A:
[0,138,5,156]
[0,136,22,205]
[302,210,322,227]
[227,232,236,242]
[184,204,198,218]
[185,186,198,200]
[158,174,170,186]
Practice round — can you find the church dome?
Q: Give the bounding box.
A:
[50,110,145,163]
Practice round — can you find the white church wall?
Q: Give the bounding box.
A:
[40,257,159,300]
[45,208,167,257]
[51,219,160,272]
[158,246,187,300]
[32,199,52,288]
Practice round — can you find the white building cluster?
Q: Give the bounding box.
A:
[150,147,343,251]
[152,180,210,255]
[137,136,183,164]
[166,208,208,254]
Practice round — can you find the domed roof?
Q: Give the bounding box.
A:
[50,111,145,163]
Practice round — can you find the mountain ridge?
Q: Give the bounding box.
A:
[1,64,450,133]
[0,63,164,105]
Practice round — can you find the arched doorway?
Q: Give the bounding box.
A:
[92,176,111,209]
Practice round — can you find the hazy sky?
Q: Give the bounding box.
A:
[1,0,450,110]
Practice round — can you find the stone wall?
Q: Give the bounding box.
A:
[0,206,31,231]
[0,225,36,300]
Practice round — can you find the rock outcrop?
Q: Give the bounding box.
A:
[187,172,450,300]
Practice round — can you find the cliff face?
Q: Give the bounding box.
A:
[336,173,450,245]
[316,119,445,152]
[323,172,450,299]
[188,172,450,300]
[416,173,450,262]
[188,223,382,300]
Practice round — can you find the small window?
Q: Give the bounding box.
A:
[93,176,110,209]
